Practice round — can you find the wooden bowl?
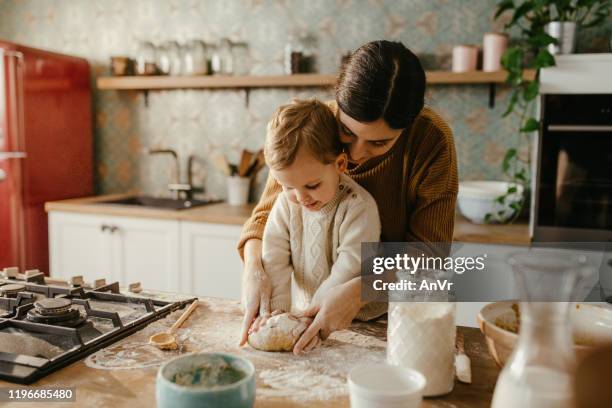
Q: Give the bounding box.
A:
[477,301,612,367]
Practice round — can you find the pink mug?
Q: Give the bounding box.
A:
[452,45,478,72]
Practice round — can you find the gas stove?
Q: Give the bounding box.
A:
[0,267,196,384]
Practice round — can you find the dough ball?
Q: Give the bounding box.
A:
[248,313,307,352]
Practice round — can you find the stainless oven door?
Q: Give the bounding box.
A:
[533,124,612,241]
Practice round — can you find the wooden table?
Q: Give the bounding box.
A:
[0,298,499,407]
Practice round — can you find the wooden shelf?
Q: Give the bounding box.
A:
[96,70,537,91]
[97,70,537,108]
[96,74,336,90]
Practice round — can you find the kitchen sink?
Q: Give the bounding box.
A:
[96,196,221,210]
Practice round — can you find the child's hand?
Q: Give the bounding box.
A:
[239,262,272,346]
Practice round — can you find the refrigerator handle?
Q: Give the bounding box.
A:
[0,168,5,182]
[0,151,27,160]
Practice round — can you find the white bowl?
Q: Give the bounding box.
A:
[458,181,524,224]
[348,363,426,408]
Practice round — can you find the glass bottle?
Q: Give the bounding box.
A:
[491,251,590,408]
[136,41,158,75]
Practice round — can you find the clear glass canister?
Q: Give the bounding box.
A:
[491,251,591,408]
[218,38,234,75]
[165,40,183,76]
[183,40,208,75]
[136,41,158,75]
[387,302,456,396]
[231,41,249,75]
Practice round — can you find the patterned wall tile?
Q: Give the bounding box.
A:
[1,0,609,199]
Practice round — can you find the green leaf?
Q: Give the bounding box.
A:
[502,148,517,172]
[520,117,540,132]
[497,210,507,216]
[495,0,515,19]
[515,170,527,181]
[484,213,493,223]
[502,90,519,117]
[496,195,507,205]
[522,81,539,101]
[507,186,518,194]
[534,49,556,68]
[528,33,558,48]
[510,1,534,25]
[510,202,523,211]
[501,47,524,72]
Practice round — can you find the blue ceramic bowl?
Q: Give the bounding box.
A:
[156,352,255,408]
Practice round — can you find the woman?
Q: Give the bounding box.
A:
[238,40,458,353]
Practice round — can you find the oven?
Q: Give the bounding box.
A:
[532,93,612,242]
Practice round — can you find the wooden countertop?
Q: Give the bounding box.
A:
[0,297,500,408]
[45,194,256,225]
[45,194,530,244]
[453,213,530,246]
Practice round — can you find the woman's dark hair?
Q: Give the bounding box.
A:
[335,40,426,130]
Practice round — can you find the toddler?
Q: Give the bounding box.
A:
[260,99,383,320]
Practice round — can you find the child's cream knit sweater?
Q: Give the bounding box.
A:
[262,173,385,321]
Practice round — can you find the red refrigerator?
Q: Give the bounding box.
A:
[0,41,93,273]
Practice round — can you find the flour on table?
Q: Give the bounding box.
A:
[83,298,387,403]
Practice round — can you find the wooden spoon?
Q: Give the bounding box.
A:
[149,300,199,350]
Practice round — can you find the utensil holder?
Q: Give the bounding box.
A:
[227,176,250,206]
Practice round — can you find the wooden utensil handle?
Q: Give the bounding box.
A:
[169,300,199,334]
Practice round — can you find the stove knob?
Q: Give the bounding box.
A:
[94,278,106,289]
[2,267,19,279]
[70,275,84,287]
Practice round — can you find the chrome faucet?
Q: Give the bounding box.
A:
[144,148,202,200]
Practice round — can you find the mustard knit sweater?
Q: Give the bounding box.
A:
[238,104,458,257]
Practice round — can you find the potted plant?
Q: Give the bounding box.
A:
[543,0,610,54]
[487,0,610,224]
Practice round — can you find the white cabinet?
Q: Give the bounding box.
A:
[49,212,180,292]
[180,222,243,300]
[49,212,243,298]
[49,212,112,283]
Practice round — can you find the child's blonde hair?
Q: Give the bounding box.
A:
[264,99,342,170]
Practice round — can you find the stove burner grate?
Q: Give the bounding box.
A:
[0,284,26,297]
[26,298,85,327]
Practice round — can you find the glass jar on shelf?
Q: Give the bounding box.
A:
[166,40,183,76]
[284,34,303,75]
[156,42,170,75]
[298,33,318,73]
[231,41,249,76]
[183,39,209,75]
[210,42,221,75]
[135,41,158,75]
[218,38,234,75]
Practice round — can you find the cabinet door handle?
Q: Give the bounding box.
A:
[100,224,110,232]
[109,226,120,234]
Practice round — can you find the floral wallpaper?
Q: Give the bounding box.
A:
[0,0,609,199]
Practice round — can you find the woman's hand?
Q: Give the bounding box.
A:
[239,239,272,346]
[292,277,362,355]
